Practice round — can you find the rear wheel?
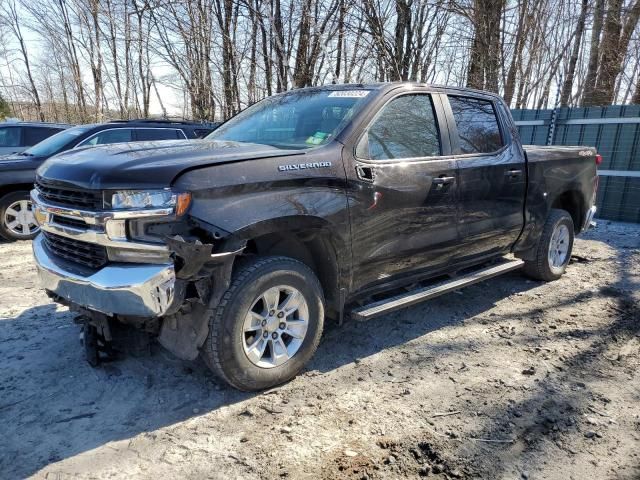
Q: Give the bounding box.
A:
[523,208,574,281]
[0,191,40,241]
[201,256,325,391]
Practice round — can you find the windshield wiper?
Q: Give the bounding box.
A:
[17,151,34,157]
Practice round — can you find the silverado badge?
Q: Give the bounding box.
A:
[278,162,332,172]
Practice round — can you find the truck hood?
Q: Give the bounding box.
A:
[36,140,304,190]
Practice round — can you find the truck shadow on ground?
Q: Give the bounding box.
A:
[397,239,639,479]
[313,271,537,373]
[1,233,637,478]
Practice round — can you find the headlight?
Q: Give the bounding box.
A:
[112,190,175,209]
[111,190,191,216]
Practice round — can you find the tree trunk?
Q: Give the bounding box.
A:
[582,0,606,106]
[257,7,273,96]
[334,0,345,83]
[215,0,238,117]
[6,1,44,121]
[105,0,125,118]
[124,1,132,118]
[592,0,640,105]
[89,0,103,121]
[503,0,528,106]
[484,0,503,93]
[466,0,504,92]
[17,25,44,121]
[466,25,484,89]
[393,0,412,81]
[248,1,258,103]
[591,0,624,105]
[560,0,588,106]
[273,0,287,92]
[58,0,88,119]
[133,5,150,118]
[293,0,312,88]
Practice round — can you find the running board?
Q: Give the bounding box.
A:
[351,259,524,321]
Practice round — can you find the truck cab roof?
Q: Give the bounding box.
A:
[281,82,505,100]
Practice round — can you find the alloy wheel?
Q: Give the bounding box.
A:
[548,223,570,269]
[242,285,309,369]
[3,200,39,238]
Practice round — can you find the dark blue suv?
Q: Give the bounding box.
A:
[0,121,70,156]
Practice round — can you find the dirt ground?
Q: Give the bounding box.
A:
[0,221,638,480]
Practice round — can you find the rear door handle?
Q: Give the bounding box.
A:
[432,176,455,185]
[505,169,523,177]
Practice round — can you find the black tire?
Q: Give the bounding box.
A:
[523,208,574,282]
[201,256,325,391]
[0,191,39,241]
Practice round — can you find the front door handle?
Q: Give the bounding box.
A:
[505,169,523,178]
[432,175,455,185]
[356,165,375,182]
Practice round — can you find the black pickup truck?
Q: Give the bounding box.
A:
[31,83,599,391]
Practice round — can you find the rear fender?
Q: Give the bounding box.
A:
[514,158,593,259]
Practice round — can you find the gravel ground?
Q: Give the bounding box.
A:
[0,221,638,480]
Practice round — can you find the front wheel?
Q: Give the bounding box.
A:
[201,256,325,391]
[523,208,574,281]
[0,191,40,241]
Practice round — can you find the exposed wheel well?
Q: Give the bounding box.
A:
[0,184,33,200]
[552,190,584,233]
[242,230,341,316]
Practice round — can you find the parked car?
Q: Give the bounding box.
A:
[31,83,599,391]
[0,119,217,241]
[0,121,69,156]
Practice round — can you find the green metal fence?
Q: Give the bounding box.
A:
[511,105,640,223]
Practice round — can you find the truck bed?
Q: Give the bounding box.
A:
[522,144,597,164]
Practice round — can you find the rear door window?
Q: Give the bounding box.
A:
[24,127,63,146]
[83,128,134,146]
[0,127,21,147]
[357,94,441,160]
[448,96,503,154]
[135,128,183,141]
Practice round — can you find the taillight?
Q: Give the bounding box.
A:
[595,154,603,165]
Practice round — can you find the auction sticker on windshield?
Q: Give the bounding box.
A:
[328,90,370,98]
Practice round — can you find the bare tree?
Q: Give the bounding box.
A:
[151,0,216,119]
[459,0,506,92]
[585,0,640,105]
[1,0,44,120]
[559,0,589,106]
[1,0,640,123]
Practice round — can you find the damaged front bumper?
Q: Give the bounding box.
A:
[31,186,243,334]
[33,234,176,317]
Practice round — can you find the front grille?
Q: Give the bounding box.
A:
[43,232,108,269]
[36,182,103,210]
[51,215,88,229]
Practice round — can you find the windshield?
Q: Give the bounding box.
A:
[207,89,371,149]
[23,125,92,157]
